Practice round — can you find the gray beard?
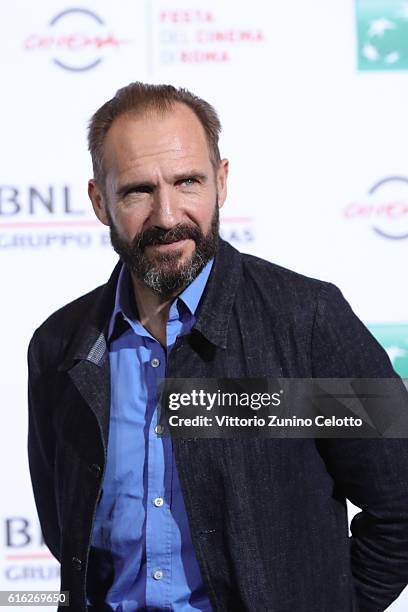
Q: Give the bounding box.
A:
[108,203,219,301]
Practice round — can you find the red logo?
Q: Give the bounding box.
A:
[24,8,129,71]
[343,176,408,240]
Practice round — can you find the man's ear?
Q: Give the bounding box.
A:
[216,159,229,209]
[88,179,109,226]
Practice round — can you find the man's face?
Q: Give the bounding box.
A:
[88,103,228,299]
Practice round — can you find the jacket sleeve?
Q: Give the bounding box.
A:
[312,283,408,612]
[27,332,61,562]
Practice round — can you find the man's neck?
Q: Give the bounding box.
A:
[130,274,183,347]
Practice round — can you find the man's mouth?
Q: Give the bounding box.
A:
[146,238,192,251]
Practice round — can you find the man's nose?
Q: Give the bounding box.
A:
[149,187,180,230]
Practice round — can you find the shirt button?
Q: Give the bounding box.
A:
[155,424,164,435]
[153,497,164,507]
[151,357,160,368]
[153,569,163,580]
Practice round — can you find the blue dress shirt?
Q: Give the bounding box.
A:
[88,260,214,611]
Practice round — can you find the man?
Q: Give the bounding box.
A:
[28,82,408,612]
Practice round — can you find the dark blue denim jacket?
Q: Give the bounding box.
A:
[28,239,408,612]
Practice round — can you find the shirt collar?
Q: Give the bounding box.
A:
[58,240,243,373]
[177,258,214,315]
[108,258,214,340]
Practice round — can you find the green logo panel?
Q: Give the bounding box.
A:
[369,324,408,376]
[356,0,408,70]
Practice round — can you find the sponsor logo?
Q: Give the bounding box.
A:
[369,324,408,377]
[0,184,85,218]
[343,176,408,240]
[24,7,128,71]
[156,8,265,67]
[2,517,59,582]
[0,184,105,249]
[356,0,408,70]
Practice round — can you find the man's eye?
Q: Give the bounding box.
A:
[179,178,197,187]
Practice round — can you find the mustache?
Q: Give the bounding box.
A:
[135,223,202,250]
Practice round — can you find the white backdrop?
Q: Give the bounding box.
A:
[1,1,408,610]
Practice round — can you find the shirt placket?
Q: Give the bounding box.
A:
[145,339,172,610]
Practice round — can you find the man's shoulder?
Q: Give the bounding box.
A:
[28,260,121,370]
[234,248,394,377]
[238,249,333,302]
[216,240,346,321]
[36,284,106,336]
[28,284,106,367]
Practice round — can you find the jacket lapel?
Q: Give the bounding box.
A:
[58,261,122,449]
[66,332,111,447]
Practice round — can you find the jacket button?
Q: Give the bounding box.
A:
[89,464,101,478]
[72,557,82,571]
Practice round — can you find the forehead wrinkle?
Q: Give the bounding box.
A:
[116,149,205,183]
[124,131,204,157]
[122,145,191,166]
[109,138,204,173]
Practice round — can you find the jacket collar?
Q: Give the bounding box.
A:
[60,237,242,370]
[193,238,242,349]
